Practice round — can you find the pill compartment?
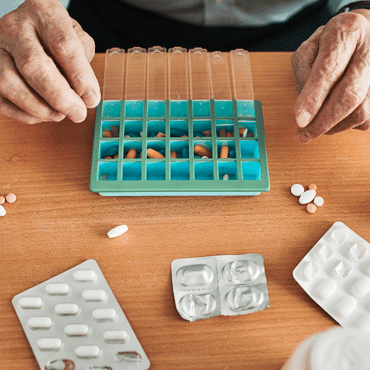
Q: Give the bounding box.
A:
[12,259,150,370]
[90,47,269,196]
[171,254,269,321]
[293,222,370,334]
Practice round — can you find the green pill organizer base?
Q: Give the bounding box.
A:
[90,99,269,196]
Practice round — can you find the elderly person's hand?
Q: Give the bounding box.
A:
[291,8,370,143]
[0,0,100,124]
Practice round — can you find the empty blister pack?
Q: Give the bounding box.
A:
[171,254,269,321]
[293,222,370,334]
[12,259,150,370]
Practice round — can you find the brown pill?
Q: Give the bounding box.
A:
[156,132,165,137]
[239,128,247,137]
[220,146,229,159]
[0,196,5,205]
[226,131,233,137]
[113,153,118,159]
[104,156,112,159]
[194,144,212,158]
[103,130,114,138]
[170,151,178,158]
[308,183,317,190]
[126,149,137,159]
[147,148,165,159]
[306,203,317,214]
[203,130,212,137]
[219,129,226,137]
[182,135,188,138]
[111,125,119,137]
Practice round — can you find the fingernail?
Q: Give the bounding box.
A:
[296,110,311,128]
[297,129,313,143]
[81,89,101,108]
[70,106,87,123]
[51,112,65,122]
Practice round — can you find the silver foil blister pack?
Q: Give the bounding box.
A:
[12,259,150,370]
[171,254,269,321]
[293,222,370,333]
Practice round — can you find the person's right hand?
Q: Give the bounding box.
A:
[0,0,101,124]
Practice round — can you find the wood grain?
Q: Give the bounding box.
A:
[1,52,370,370]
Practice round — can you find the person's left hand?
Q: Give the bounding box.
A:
[291,9,370,143]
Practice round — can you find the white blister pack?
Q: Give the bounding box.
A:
[12,259,150,370]
[171,254,269,322]
[293,222,370,333]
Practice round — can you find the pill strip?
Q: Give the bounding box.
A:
[171,254,269,321]
[12,259,150,370]
[293,222,370,334]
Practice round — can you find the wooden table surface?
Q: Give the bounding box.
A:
[1,52,370,370]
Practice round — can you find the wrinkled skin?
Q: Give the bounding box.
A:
[292,9,370,143]
[0,0,100,124]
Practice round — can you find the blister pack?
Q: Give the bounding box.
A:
[171,254,269,321]
[12,259,150,370]
[293,222,370,333]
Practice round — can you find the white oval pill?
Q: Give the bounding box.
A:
[18,296,43,309]
[73,270,97,282]
[335,296,357,318]
[37,338,62,351]
[107,225,128,238]
[92,308,117,321]
[103,330,129,343]
[55,303,79,315]
[313,196,324,207]
[291,184,304,197]
[298,189,316,204]
[316,278,337,300]
[351,276,370,298]
[65,324,90,337]
[28,317,53,329]
[46,283,70,295]
[82,289,107,302]
[0,205,5,217]
[75,345,100,358]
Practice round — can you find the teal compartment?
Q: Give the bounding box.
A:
[171,162,190,180]
[170,101,188,117]
[125,100,143,117]
[102,101,121,118]
[147,162,166,181]
[148,100,166,117]
[215,100,233,117]
[122,162,141,181]
[237,100,255,118]
[193,100,211,117]
[90,99,269,195]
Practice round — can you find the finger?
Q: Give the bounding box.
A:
[37,9,100,108]
[294,13,366,128]
[0,49,65,121]
[71,19,95,63]
[354,120,370,131]
[0,94,51,124]
[9,24,88,123]
[297,38,370,143]
[291,26,323,92]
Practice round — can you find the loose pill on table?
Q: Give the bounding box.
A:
[194,144,212,158]
[220,145,229,159]
[0,205,5,217]
[107,224,128,238]
[314,196,324,207]
[111,125,119,137]
[6,193,16,203]
[126,149,137,159]
[0,196,5,204]
[147,148,165,159]
[306,203,317,214]
[308,183,317,190]
[299,189,316,204]
[290,184,304,197]
[103,130,114,138]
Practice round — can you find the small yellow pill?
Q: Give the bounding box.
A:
[6,193,17,203]
[308,183,317,190]
[0,196,5,205]
[306,203,317,214]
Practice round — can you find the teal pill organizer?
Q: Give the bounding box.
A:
[90,47,269,196]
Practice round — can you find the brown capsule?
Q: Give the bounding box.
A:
[147,148,165,159]
[194,144,212,158]
[126,149,137,159]
[156,132,165,137]
[103,130,114,138]
[220,146,229,159]
[170,151,178,158]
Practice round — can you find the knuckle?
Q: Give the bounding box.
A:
[17,52,49,79]
[50,34,78,59]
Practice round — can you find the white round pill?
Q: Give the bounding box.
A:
[107,224,128,238]
[314,196,324,207]
[299,189,316,205]
[0,205,6,217]
[291,184,304,197]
